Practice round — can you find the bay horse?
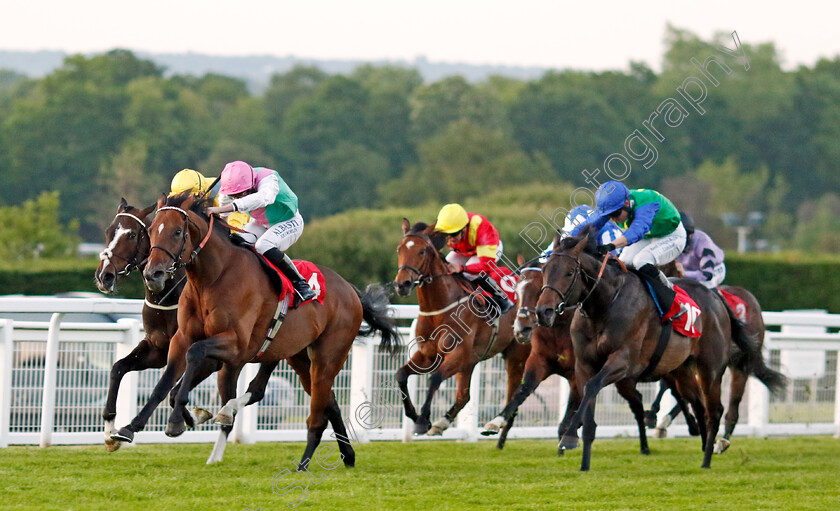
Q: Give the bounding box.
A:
[535,227,778,470]
[394,219,530,436]
[112,193,399,469]
[481,254,698,454]
[646,261,785,453]
[96,199,369,464]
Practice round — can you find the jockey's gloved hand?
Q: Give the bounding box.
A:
[595,243,615,255]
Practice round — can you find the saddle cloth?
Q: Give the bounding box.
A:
[662,285,702,338]
[259,255,326,306]
[718,288,748,322]
[480,267,517,302]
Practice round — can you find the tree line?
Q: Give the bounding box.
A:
[0,25,838,254]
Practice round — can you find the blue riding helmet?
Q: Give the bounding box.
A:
[594,180,630,217]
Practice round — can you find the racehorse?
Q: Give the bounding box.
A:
[480,254,699,454]
[112,193,400,469]
[646,261,785,453]
[96,199,372,464]
[535,227,783,470]
[394,219,530,436]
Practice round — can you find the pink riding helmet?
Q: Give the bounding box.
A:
[219,161,256,195]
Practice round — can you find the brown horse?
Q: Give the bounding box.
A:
[113,193,399,469]
[480,254,698,454]
[535,228,778,470]
[394,220,530,436]
[647,261,785,453]
[97,199,367,464]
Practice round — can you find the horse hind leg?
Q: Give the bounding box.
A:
[429,367,475,436]
[715,368,748,454]
[495,344,530,450]
[645,380,669,429]
[615,379,650,455]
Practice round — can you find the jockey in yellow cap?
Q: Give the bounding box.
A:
[169,168,250,229]
[435,203,513,314]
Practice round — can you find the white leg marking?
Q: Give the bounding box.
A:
[206,430,228,464]
[215,392,252,425]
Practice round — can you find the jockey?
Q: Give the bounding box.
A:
[676,212,726,288]
[572,180,687,317]
[205,161,316,302]
[434,203,514,315]
[169,168,250,230]
[539,204,623,263]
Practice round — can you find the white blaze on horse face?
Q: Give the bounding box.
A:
[405,241,415,249]
[515,279,529,299]
[100,225,131,261]
[158,223,165,235]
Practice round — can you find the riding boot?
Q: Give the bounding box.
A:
[637,263,676,317]
[474,274,514,315]
[263,248,317,303]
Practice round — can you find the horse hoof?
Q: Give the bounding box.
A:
[652,428,668,439]
[482,416,504,436]
[104,439,122,452]
[414,418,431,436]
[559,435,579,451]
[427,426,444,436]
[110,428,135,443]
[557,446,566,456]
[641,447,651,456]
[644,411,657,429]
[165,421,186,438]
[713,438,731,454]
[214,413,234,427]
[191,407,214,426]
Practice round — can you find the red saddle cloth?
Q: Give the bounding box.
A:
[481,267,518,302]
[718,288,748,322]
[663,285,702,338]
[260,255,326,306]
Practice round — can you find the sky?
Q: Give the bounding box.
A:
[0,0,837,72]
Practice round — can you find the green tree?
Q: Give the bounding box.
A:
[794,193,840,253]
[409,76,508,141]
[0,191,80,260]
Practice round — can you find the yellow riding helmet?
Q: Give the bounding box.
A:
[435,203,469,234]
[170,169,211,196]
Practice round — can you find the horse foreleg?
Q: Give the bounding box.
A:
[557,381,583,454]
[429,366,475,436]
[615,379,650,455]
[206,364,242,464]
[482,369,541,438]
[495,344,530,449]
[103,339,166,451]
[645,380,669,428]
[415,371,444,435]
[214,361,278,426]
[580,397,598,472]
[718,368,748,452]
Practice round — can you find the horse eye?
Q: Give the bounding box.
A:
[174,228,182,236]
[418,249,426,255]
[565,271,574,277]
[128,232,136,239]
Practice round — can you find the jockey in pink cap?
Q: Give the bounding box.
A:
[206,160,316,302]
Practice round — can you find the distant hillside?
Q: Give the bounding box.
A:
[0,50,551,90]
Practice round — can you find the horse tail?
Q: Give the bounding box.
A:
[356,284,401,354]
[722,296,787,395]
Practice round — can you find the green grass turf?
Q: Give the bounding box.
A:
[1,437,838,510]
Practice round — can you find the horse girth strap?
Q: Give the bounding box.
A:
[254,293,290,360]
[638,320,671,380]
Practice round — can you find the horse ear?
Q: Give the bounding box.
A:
[517,253,525,266]
[140,202,156,219]
[182,194,195,210]
[402,218,410,234]
[118,197,128,212]
[571,233,589,256]
[156,194,167,210]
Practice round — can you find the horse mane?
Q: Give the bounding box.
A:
[557,224,600,255]
[409,222,447,252]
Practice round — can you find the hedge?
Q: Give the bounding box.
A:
[2,185,840,312]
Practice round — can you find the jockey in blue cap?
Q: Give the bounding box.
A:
[572,181,687,316]
[539,205,623,263]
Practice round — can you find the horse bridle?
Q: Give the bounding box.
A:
[397,233,450,288]
[100,212,149,277]
[149,206,214,277]
[539,252,609,316]
[516,266,542,320]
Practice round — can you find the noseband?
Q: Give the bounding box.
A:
[539,252,610,316]
[100,212,149,277]
[149,206,214,277]
[397,233,448,288]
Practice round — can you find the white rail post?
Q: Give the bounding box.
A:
[402,319,419,443]
[0,320,12,448]
[835,349,840,439]
[235,363,259,444]
[115,319,141,432]
[748,344,770,438]
[39,313,64,448]
[455,360,480,442]
[349,336,373,443]
[558,376,571,427]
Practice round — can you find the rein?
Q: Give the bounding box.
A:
[399,231,477,314]
[150,206,215,276]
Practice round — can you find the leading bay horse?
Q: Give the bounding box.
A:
[535,227,778,470]
[97,199,371,464]
[113,193,399,469]
[394,220,530,436]
[646,261,785,453]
